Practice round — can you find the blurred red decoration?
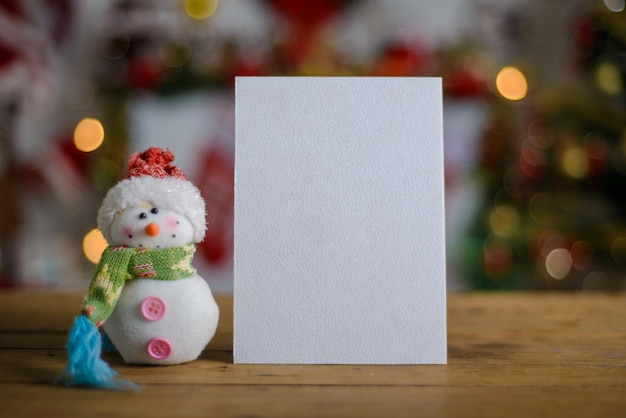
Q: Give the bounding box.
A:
[372,42,431,76]
[57,133,91,177]
[198,146,234,266]
[0,43,18,69]
[443,67,488,98]
[0,0,25,70]
[128,56,163,90]
[265,0,355,67]
[266,0,349,29]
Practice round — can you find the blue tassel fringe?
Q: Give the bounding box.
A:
[55,315,138,391]
[101,330,118,353]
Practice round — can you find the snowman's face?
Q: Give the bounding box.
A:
[109,205,194,249]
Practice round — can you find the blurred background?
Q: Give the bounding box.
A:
[0,0,625,293]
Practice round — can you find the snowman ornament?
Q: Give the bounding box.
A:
[58,147,219,389]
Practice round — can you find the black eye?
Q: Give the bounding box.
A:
[150,208,158,215]
[139,212,147,219]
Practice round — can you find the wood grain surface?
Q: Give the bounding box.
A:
[0,292,624,417]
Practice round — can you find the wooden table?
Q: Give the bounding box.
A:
[0,292,624,417]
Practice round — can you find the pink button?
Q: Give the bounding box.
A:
[140,296,166,321]
[146,338,172,360]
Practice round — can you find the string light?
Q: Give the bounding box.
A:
[83,229,108,264]
[495,66,528,100]
[74,117,105,152]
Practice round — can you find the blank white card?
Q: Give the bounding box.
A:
[234,77,446,364]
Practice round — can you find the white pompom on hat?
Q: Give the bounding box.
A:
[97,147,206,244]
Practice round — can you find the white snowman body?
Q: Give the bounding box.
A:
[102,204,219,365]
[104,274,218,365]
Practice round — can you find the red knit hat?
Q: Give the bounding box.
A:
[125,147,187,180]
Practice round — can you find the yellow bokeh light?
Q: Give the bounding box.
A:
[561,147,588,179]
[596,61,622,95]
[74,117,104,152]
[184,0,218,20]
[495,66,528,101]
[488,205,519,237]
[83,228,108,264]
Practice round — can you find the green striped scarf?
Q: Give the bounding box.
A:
[82,243,196,326]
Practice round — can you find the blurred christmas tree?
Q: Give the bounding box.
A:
[461,1,626,291]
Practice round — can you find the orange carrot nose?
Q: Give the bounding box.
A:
[145,223,160,237]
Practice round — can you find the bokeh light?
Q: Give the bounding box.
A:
[495,66,528,100]
[561,146,588,179]
[483,235,514,277]
[545,248,572,280]
[185,0,218,20]
[74,117,105,152]
[520,139,546,179]
[595,60,622,95]
[538,230,568,258]
[604,0,625,12]
[83,229,108,264]
[489,205,519,237]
